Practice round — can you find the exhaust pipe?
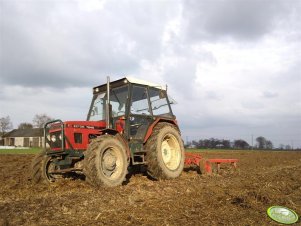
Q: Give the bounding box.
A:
[106,76,111,129]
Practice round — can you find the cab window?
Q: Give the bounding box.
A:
[110,85,128,117]
[130,86,151,115]
[149,88,171,116]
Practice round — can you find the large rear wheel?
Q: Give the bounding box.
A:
[145,122,184,180]
[83,135,128,187]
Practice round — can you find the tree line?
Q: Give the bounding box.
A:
[186,136,292,150]
[0,114,53,135]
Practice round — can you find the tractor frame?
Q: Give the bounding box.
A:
[32,77,185,186]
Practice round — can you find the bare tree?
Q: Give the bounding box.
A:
[0,116,13,135]
[234,139,249,149]
[256,136,273,149]
[266,140,273,149]
[256,136,267,149]
[33,114,53,128]
[18,122,33,129]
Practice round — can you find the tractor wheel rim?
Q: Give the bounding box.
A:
[103,152,117,170]
[101,147,122,180]
[45,158,61,182]
[161,134,181,170]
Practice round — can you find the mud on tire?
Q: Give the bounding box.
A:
[145,122,185,180]
[83,135,128,187]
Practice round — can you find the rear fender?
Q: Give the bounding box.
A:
[143,118,179,143]
[98,129,131,160]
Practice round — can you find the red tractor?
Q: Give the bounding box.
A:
[31,77,185,187]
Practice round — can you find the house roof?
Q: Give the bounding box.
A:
[3,128,43,138]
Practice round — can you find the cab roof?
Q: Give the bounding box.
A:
[93,76,166,93]
[93,76,177,104]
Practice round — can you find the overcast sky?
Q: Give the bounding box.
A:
[0,0,300,148]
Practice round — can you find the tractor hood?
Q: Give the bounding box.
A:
[46,120,106,152]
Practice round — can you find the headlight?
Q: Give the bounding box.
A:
[51,135,56,142]
[59,134,62,140]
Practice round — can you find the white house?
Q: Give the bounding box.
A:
[2,128,44,147]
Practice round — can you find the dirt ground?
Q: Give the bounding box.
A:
[0,151,301,226]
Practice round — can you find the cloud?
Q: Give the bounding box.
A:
[183,0,300,41]
[0,0,175,88]
[262,91,278,99]
[78,0,106,12]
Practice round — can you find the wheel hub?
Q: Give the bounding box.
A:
[161,134,181,170]
[103,152,117,171]
[162,141,172,163]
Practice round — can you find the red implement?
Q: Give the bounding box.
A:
[184,152,238,174]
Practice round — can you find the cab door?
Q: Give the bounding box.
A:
[128,85,153,141]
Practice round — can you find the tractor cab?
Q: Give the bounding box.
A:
[88,77,175,141]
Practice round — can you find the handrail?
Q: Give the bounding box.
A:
[43,119,64,153]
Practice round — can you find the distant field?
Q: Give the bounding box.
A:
[186,148,299,153]
[0,148,41,154]
[186,148,267,154]
[186,148,247,153]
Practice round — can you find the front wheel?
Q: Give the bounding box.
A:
[145,122,185,180]
[83,135,128,187]
[31,150,61,184]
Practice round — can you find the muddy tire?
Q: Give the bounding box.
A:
[31,150,60,184]
[145,122,184,180]
[83,135,128,187]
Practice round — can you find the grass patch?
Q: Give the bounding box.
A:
[0,148,42,155]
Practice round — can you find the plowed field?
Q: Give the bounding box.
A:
[1,151,301,225]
